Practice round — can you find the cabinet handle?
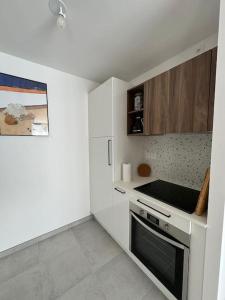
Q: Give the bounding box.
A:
[108,139,112,166]
[114,187,126,194]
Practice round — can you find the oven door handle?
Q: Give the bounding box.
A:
[131,212,185,250]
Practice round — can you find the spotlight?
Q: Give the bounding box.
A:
[49,0,67,30]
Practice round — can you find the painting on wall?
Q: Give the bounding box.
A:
[0,73,49,136]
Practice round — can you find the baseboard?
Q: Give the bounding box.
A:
[0,215,93,259]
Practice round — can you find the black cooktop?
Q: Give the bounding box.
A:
[134,180,200,214]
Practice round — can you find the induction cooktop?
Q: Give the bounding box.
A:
[134,180,200,214]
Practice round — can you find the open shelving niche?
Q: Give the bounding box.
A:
[127,83,145,136]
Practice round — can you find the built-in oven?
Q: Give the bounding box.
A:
[130,202,190,300]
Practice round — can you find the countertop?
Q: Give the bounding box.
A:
[114,176,207,228]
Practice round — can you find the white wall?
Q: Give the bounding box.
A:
[218,206,225,300]
[130,34,218,87]
[0,52,97,253]
[202,0,225,299]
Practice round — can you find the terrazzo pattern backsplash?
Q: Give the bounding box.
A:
[143,134,212,190]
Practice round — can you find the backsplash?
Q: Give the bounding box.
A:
[143,134,212,190]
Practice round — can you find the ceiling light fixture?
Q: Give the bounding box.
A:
[49,0,67,30]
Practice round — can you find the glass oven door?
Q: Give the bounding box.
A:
[130,212,189,300]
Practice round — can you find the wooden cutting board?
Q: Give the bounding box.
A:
[195,168,210,216]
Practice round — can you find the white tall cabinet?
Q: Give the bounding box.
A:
[89,77,129,245]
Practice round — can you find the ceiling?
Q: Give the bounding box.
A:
[0,0,220,83]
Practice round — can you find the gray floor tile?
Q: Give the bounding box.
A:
[38,229,77,262]
[96,253,154,300]
[45,245,91,299]
[57,274,106,300]
[0,265,49,300]
[72,220,122,271]
[0,220,169,300]
[142,284,167,300]
[0,244,39,284]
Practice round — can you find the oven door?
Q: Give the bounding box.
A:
[130,212,189,300]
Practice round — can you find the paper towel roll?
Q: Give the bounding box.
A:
[122,163,132,182]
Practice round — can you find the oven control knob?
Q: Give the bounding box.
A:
[139,209,145,215]
[164,223,170,231]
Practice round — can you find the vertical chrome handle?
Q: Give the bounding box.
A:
[108,139,112,166]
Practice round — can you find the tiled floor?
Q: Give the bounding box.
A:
[0,219,167,300]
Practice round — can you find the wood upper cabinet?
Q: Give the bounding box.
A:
[144,72,169,135]
[127,48,217,136]
[167,50,212,133]
[208,47,217,131]
[193,51,212,132]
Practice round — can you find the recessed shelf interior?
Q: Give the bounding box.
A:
[127,84,144,135]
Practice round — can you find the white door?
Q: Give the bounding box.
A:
[112,187,130,251]
[89,79,113,138]
[89,137,114,234]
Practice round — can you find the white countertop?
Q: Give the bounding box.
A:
[114,176,207,228]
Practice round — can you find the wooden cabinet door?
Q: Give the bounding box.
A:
[192,51,212,132]
[167,60,193,133]
[208,47,217,131]
[144,72,169,135]
[143,81,151,135]
[167,51,212,133]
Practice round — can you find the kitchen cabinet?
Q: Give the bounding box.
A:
[89,79,113,138]
[128,48,217,135]
[145,71,169,135]
[127,84,145,135]
[89,77,129,235]
[127,72,169,136]
[89,137,114,233]
[188,223,206,300]
[208,47,217,131]
[112,187,130,250]
[167,50,212,133]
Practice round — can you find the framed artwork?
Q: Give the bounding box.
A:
[0,73,49,136]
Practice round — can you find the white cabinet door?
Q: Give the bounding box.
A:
[112,187,130,251]
[89,79,113,138]
[188,224,206,300]
[89,137,114,234]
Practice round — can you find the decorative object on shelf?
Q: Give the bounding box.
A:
[0,73,49,136]
[138,163,151,177]
[122,163,132,182]
[132,116,143,133]
[134,92,143,111]
[195,168,210,216]
[49,0,67,30]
